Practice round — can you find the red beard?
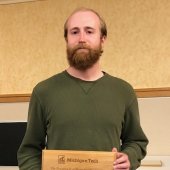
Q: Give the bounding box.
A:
[67,43,103,70]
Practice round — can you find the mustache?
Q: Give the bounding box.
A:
[72,43,91,51]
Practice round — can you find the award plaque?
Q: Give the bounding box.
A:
[42,150,116,170]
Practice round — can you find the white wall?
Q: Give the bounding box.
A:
[138,97,170,155]
[0,102,28,122]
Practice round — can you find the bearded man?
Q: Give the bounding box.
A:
[18,8,148,170]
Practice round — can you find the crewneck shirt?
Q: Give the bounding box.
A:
[18,71,148,170]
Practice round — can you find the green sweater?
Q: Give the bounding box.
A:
[17,71,148,170]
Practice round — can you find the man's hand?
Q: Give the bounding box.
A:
[112,148,130,170]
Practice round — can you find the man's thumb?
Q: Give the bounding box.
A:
[112,147,117,152]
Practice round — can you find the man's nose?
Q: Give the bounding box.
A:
[79,32,86,42]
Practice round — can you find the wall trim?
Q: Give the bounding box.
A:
[0,0,40,5]
[135,87,170,98]
[0,87,170,103]
[0,94,30,103]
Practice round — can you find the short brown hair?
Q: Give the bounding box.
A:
[64,8,107,39]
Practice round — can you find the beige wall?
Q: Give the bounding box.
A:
[1,0,170,94]
[0,97,170,155]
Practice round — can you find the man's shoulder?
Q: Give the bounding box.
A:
[33,71,66,93]
[104,73,136,98]
[105,73,133,89]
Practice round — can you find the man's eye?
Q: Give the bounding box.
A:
[87,30,93,34]
[71,31,78,35]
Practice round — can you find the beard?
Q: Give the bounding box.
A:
[66,43,103,70]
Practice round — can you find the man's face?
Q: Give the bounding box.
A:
[66,11,105,70]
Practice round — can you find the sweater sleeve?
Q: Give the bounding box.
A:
[120,94,149,170]
[17,90,46,170]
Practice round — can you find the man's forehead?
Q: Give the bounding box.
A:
[67,11,100,29]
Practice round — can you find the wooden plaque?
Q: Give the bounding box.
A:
[42,150,116,170]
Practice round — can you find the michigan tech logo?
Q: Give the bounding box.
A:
[58,155,65,164]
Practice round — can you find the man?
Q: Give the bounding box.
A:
[17,8,148,170]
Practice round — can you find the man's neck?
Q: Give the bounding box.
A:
[66,63,104,81]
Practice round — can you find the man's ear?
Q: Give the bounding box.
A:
[65,37,68,42]
[101,35,106,46]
